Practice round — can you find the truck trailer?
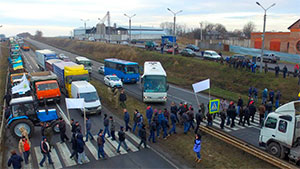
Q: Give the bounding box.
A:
[35,49,58,71]
[259,101,300,165]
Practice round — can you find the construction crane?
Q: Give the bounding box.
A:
[98,11,111,42]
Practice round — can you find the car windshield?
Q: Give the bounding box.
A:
[110,76,119,81]
[143,75,167,93]
[11,75,23,81]
[211,52,218,56]
[37,82,58,91]
[126,65,139,74]
[12,102,34,117]
[80,92,99,102]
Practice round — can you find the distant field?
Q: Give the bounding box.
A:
[36,37,298,104]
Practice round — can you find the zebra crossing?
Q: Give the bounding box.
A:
[200,112,263,132]
[24,132,145,169]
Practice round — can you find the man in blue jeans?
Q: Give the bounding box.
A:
[97,129,107,159]
[117,126,129,153]
[168,113,177,135]
[85,117,93,141]
[102,114,111,137]
[39,137,53,167]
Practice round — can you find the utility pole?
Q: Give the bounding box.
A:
[124,14,136,43]
[80,19,89,40]
[199,22,203,41]
[167,8,182,55]
[256,2,276,73]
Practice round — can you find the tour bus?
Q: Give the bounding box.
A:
[104,58,140,83]
[141,61,168,102]
[75,56,92,74]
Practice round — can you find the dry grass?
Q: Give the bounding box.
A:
[90,79,274,168]
[39,37,297,105]
[0,43,9,106]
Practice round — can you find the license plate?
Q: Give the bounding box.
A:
[48,99,53,101]
[131,78,135,81]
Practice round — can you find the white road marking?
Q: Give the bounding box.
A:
[105,136,127,154]
[85,140,98,160]
[50,148,63,169]
[92,135,117,157]
[115,134,139,152]
[56,142,76,167]
[34,146,47,169]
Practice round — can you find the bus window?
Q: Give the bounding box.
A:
[126,65,138,74]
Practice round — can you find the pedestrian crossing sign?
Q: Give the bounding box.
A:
[209,99,220,114]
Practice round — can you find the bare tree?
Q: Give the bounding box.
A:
[243,22,256,39]
[35,30,43,38]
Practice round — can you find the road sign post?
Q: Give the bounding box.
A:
[209,99,220,114]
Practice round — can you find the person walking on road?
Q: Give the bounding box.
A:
[182,111,189,134]
[169,112,177,135]
[138,124,147,149]
[71,119,76,134]
[18,136,31,164]
[194,109,203,134]
[275,90,281,108]
[283,65,288,78]
[123,109,131,132]
[243,106,250,126]
[85,117,93,142]
[193,134,202,163]
[110,116,116,140]
[269,89,275,105]
[132,110,140,133]
[44,123,53,147]
[161,116,168,139]
[170,102,179,123]
[157,110,164,137]
[275,64,280,77]
[262,88,268,104]
[8,150,23,169]
[58,117,69,143]
[146,105,153,127]
[70,133,78,160]
[39,137,53,167]
[102,114,111,137]
[258,104,266,127]
[249,102,257,123]
[253,88,258,102]
[119,88,127,108]
[117,126,129,153]
[97,129,107,160]
[237,96,243,117]
[76,133,88,164]
[148,119,156,143]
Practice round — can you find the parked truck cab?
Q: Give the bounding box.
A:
[71,81,101,115]
[259,101,300,165]
[75,57,92,74]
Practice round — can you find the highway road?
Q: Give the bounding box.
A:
[4,46,181,169]
[26,38,264,148]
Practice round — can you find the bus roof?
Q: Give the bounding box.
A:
[76,56,90,62]
[104,58,138,65]
[143,61,166,76]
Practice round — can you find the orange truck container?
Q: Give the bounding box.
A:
[21,44,30,51]
[30,71,61,103]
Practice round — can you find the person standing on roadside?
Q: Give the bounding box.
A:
[112,87,119,108]
[44,123,53,147]
[187,107,195,130]
[248,86,253,97]
[85,117,93,142]
[97,129,106,160]
[194,109,203,134]
[249,102,257,123]
[71,119,76,134]
[157,110,164,137]
[148,119,156,143]
[123,109,131,132]
[102,114,110,138]
[243,106,250,126]
[110,116,116,140]
[117,126,129,153]
[132,110,139,133]
[193,134,202,163]
[258,104,266,127]
[237,96,243,117]
[169,112,177,135]
[253,87,258,102]
[170,102,179,123]
[70,133,78,160]
[8,150,23,169]
[138,124,147,149]
[262,88,268,104]
[146,106,153,127]
[178,102,185,125]
[283,65,288,78]
[119,88,127,108]
[269,89,275,105]
[39,137,53,167]
[18,136,31,164]
[58,117,69,143]
[275,64,280,77]
[182,111,189,134]
[264,63,268,74]
[275,90,281,108]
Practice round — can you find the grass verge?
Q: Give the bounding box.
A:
[90,79,275,168]
[0,43,9,106]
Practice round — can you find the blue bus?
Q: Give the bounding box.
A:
[104,58,140,83]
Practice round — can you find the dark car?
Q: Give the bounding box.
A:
[186,44,200,52]
[181,48,196,57]
[145,41,158,50]
[255,53,280,63]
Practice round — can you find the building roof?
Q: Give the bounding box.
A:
[288,19,300,30]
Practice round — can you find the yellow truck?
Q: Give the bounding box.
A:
[52,61,89,97]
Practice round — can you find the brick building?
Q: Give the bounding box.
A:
[251,19,300,55]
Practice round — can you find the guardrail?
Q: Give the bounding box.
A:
[200,126,297,169]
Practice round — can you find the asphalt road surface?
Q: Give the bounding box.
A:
[4,45,182,169]
[26,38,265,148]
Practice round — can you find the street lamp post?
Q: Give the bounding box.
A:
[167,8,182,55]
[80,19,89,40]
[199,22,203,41]
[124,14,136,43]
[256,2,276,73]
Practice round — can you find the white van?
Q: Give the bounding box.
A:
[71,81,101,115]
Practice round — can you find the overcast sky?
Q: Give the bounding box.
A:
[0,0,299,36]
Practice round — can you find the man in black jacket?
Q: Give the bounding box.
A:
[249,103,257,123]
[119,89,127,108]
[39,137,53,167]
[58,117,69,143]
[116,126,129,153]
[138,124,147,149]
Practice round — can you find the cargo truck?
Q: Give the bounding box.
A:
[75,57,92,74]
[30,71,61,103]
[35,49,58,71]
[10,72,29,87]
[45,59,61,72]
[259,101,300,166]
[52,61,89,97]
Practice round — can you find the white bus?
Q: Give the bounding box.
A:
[75,56,92,73]
[141,61,168,102]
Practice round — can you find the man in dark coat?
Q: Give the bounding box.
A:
[138,124,147,149]
[119,89,127,108]
[249,103,257,123]
[8,150,23,169]
[194,109,203,134]
[123,109,131,131]
[243,106,250,126]
[283,65,288,78]
[70,133,78,160]
[117,126,129,153]
[58,117,69,143]
[275,65,280,77]
[39,137,53,167]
